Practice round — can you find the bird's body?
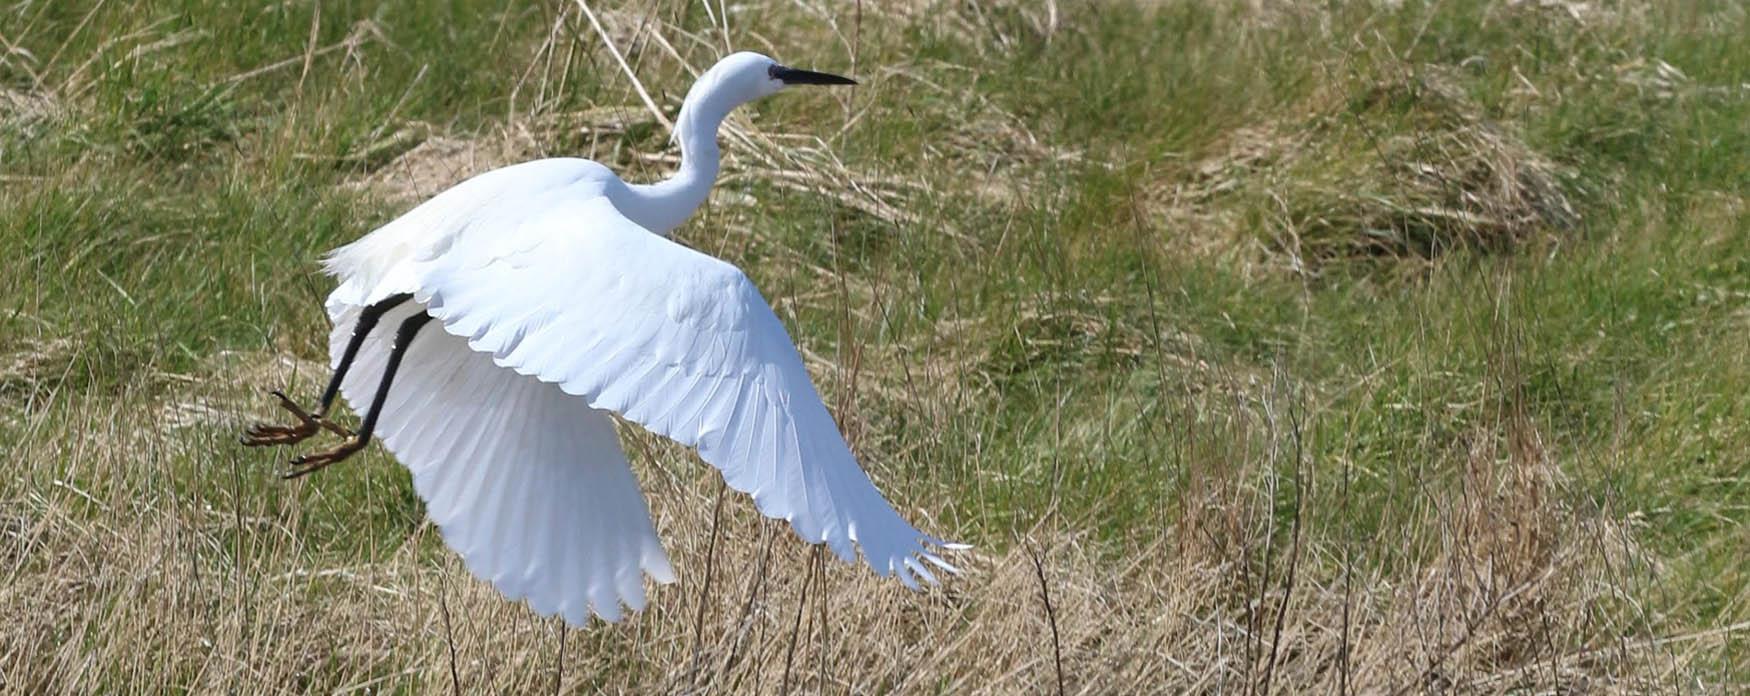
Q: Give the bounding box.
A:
[243,52,958,627]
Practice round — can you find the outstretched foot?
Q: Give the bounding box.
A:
[240,390,351,447]
[283,436,368,479]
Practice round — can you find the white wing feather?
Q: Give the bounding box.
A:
[328,299,675,625]
[410,191,958,588]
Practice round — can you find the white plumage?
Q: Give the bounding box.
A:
[287,52,959,626]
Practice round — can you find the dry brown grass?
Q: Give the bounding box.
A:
[1166,67,1578,276]
[0,343,1715,694]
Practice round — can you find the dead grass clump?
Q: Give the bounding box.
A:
[340,122,541,205]
[342,103,674,205]
[940,93,1088,214]
[160,349,327,425]
[0,336,78,403]
[0,475,1675,693]
[347,129,533,204]
[642,466,1675,695]
[0,352,1713,693]
[0,88,61,137]
[1191,68,1578,273]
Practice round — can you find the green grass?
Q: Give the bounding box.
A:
[4,0,1748,692]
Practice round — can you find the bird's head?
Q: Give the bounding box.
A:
[705,51,857,102]
[671,52,856,148]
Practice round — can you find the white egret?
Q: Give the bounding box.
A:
[242,52,961,626]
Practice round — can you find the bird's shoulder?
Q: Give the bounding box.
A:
[474,156,617,185]
[324,157,618,307]
[367,157,619,236]
[445,157,617,204]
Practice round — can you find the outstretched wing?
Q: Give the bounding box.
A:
[329,299,675,626]
[412,193,958,587]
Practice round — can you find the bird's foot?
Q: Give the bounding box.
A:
[240,390,351,447]
[283,436,368,479]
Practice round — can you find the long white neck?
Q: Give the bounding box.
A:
[618,77,739,236]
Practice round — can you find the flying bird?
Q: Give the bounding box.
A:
[241,52,961,626]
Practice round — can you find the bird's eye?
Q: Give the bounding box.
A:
[767,64,784,80]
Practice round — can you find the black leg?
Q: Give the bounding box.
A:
[240,293,412,447]
[284,311,432,479]
[317,292,414,415]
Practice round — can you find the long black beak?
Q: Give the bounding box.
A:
[770,65,857,86]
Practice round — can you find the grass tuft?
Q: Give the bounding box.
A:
[1200,67,1579,274]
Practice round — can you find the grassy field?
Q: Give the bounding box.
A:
[3,0,1748,692]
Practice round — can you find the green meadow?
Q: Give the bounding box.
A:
[2,1,1747,692]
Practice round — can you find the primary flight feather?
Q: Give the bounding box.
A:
[241,52,961,627]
